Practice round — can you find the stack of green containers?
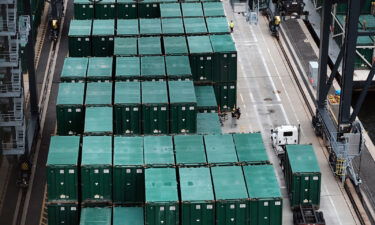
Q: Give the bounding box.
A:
[187,36,213,82]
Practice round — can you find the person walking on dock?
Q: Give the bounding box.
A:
[229,20,235,33]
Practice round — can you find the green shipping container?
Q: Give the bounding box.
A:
[61,57,88,82]
[74,0,94,19]
[168,81,197,134]
[138,0,161,18]
[160,3,182,18]
[84,107,113,135]
[180,167,215,225]
[87,57,113,81]
[243,165,283,225]
[187,36,213,81]
[196,113,221,135]
[114,82,141,134]
[81,136,113,203]
[206,17,230,34]
[47,203,79,225]
[204,134,238,165]
[140,18,162,36]
[203,2,225,17]
[85,82,112,107]
[214,82,237,111]
[163,36,189,55]
[211,166,249,225]
[114,37,138,56]
[142,81,169,134]
[165,56,192,80]
[95,0,116,19]
[80,207,111,224]
[232,133,269,165]
[139,37,162,55]
[113,207,144,225]
[117,19,139,36]
[174,135,206,166]
[194,86,218,112]
[47,136,80,202]
[56,83,85,135]
[92,20,114,56]
[145,168,179,225]
[181,3,204,17]
[144,136,174,167]
[184,17,208,35]
[161,18,185,36]
[68,20,92,57]
[113,137,144,203]
[117,0,138,19]
[285,145,321,208]
[141,56,166,80]
[210,34,237,82]
[115,57,141,81]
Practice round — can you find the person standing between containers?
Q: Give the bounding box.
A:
[229,20,235,33]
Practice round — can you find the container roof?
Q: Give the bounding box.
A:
[114,37,138,56]
[204,134,238,164]
[243,165,282,199]
[114,137,144,165]
[47,136,80,165]
[138,37,162,55]
[92,20,115,36]
[68,20,92,36]
[168,80,197,103]
[113,207,144,225]
[174,135,206,165]
[74,0,93,3]
[232,133,269,163]
[160,3,182,17]
[87,57,113,78]
[116,57,140,78]
[210,34,236,52]
[187,35,213,54]
[161,18,185,35]
[56,82,85,105]
[203,2,225,17]
[140,56,166,77]
[117,19,139,36]
[115,82,141,104]
[61,57,88,79]
[206,17,230,34]
[163,36,188,55]
[96,0,115,3]
[184,17,207,34]
[145,168,178,202]
[180,167,214,201]
[286,145,321,173]
[85,82,112,105]
[181,3,203,17]
[196,113,221,135]
[80,207,111,225]
[165,56,192,77]
[139,19,162,35]
[211,166,248,200]
[82,136,112,165]
[142,81,168,104]
[194,86,217,108]
[117,0,137,2]
[84,107,113,134]
[144,136,174,165]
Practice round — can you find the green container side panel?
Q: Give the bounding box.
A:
[116,57,141,80]
[195,86,218,112]
[114,37,138,56]
[184,17,208,35]
[160,3,182,18]
[214,82,237,111]
[92,20,115,56]
[216,201,249,225]
[47,203,79,225]
[232,133,269,164]
[139,37,162,55]
[84,107,113,135]
[145,168,178,202]
[174,135,206,166]
[181,3,204,17]
[140,18,162,35]
[117,19,139,36]
[138,1,161,18]
[68,20,92,57]
[204,134,238,165]
[61,57,88,82]
[187,36,213,81]
[203,2,225,17]
[144,136,174,166]
[80,207,111,225]
[113,207,144,225]
[165,55,192,80]
[47,136,80,201]
[56,83,85,135]
[113,137,144,203]
[163,36,189,55]
[74,0,94,19]
[206,17,230,34]
[161,18,185,35]
[114,82,141,135]
[141,56,166,80]
[85,82,112,106]
[87,57,113,81]
[145,203,179,225]
[196,113,221,135]
[117,0,138,19]
[95,0,116,19]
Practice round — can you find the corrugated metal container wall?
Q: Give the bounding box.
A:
[204,134,238,165]
[115,57,141,81]
[161,18,185,36]
[81,136,112,203]
[117,19,139,36]
[194,86,218,112]
[87,57,113,81]
[142,81,169,134]
[243,165,283,225]
[174,135,206,167]
[214,82,237,111]
[73,0,94,19]
[68,20,92,57]
[144,136,174,167]
[114,37,138,56]
[95,0,116,19]
[114,82,141,135]
[139,37,162,55]
[80,207,111,224]
[47,203,79,225]
[47,136,80,202]
[184,17,208,35]
[181,3,204,17]
[160,3,182,18]
[92,20,115,56]
[168,80,197,134]
[211,166,249,225]
[232,133,270,165]
[117,0,138,19]
[141,56,166,80]
[145,168,179,225]
[196,113,221,135]
[56,82,85,135]
[163,36,189,55]
[180,167,215,225]
[187,36,213,82]
[113,137,144,204]
[165,56,192,80]
[60,57,88,82]
[113,207,144,225]
[202,2,225,17]
[84,107,113,135]
[139,18,162,36]
[85,82,112,107]
[284,145,321,208]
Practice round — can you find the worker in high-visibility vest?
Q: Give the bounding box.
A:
[229,20,234,33]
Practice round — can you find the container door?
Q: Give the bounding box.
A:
[228,83,237,109]
[57,106,84,135]
[182,203,214,225]
[95,3,116,19]
[81,167,112,202]
[146,204,178,225]
[130,106,141,134]
[216,202,248,225]
[158,106,169,134]
[74,3,94,20]
[249,200,282,225]
[114,167,144,203]
[114,106,124,135]
[47,167,78,201]
[69,36,91,57]
[204,55,213,81]
[228,53,237,82]
[47,204,79,225]
[309,174,321,206]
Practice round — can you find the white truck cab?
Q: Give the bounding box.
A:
[271,125,300,155]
